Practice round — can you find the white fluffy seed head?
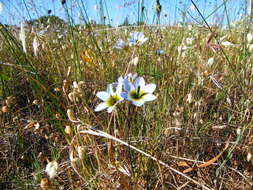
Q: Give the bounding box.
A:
[19,22,27,53]
[33,35,39,56]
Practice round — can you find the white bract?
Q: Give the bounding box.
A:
[95,82,124,113]
[185,37,195,46]
[207,57,214,66]
[19,22,27,53]
[177,44,188,58]
[45,161,59,179]
[122,77,156,107]
[0,1,3,14]
[128,32,148,46]
[33,35,39,56]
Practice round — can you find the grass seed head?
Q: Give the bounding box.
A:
[67,109,77,122]
[64,125,72,134]
[247,152,252,162]
[2,106,9,113]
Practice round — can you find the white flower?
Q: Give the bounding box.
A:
[95,82,124,113]
[247,33,253,43]
[114,39,127,49]
[33,35,39,56]
[19,22,27,53]
[0,1,3,14]
[122,77,156,107]
[128,32,148,46]
[45,161,59,179]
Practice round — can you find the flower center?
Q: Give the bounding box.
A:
[129,86,147,100]
[106,95,121,107]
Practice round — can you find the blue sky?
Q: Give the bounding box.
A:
[0,0,248,26]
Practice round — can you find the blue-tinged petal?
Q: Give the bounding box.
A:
[118,76,124,83]
[107,106,115,113]
[143,37,148,43]
[144,84,156,93]
[114,39,126,49]
[137,32,144,38]
[107,84,114,95]
[95,102,108,112]
[116,81,123,95]
[121,92,129,100]
[123,79,133,92]
[132,73,138,80]
[96,92,110,101]
[142,94,157,102]
[132,100,145,107]
[134,77,145,89]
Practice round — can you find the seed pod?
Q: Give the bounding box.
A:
[5,96,15,106]
[2,106,8,113]
[65,125,71,134]
[40,178,50,190]
[67,109,77,122]
[247,152,252,162]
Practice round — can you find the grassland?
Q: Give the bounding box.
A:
[1,4,253,190]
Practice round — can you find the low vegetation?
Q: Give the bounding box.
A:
[1,2,253,190]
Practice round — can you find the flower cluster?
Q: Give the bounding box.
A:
[95,74,156,113]
[114,32,148,49]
